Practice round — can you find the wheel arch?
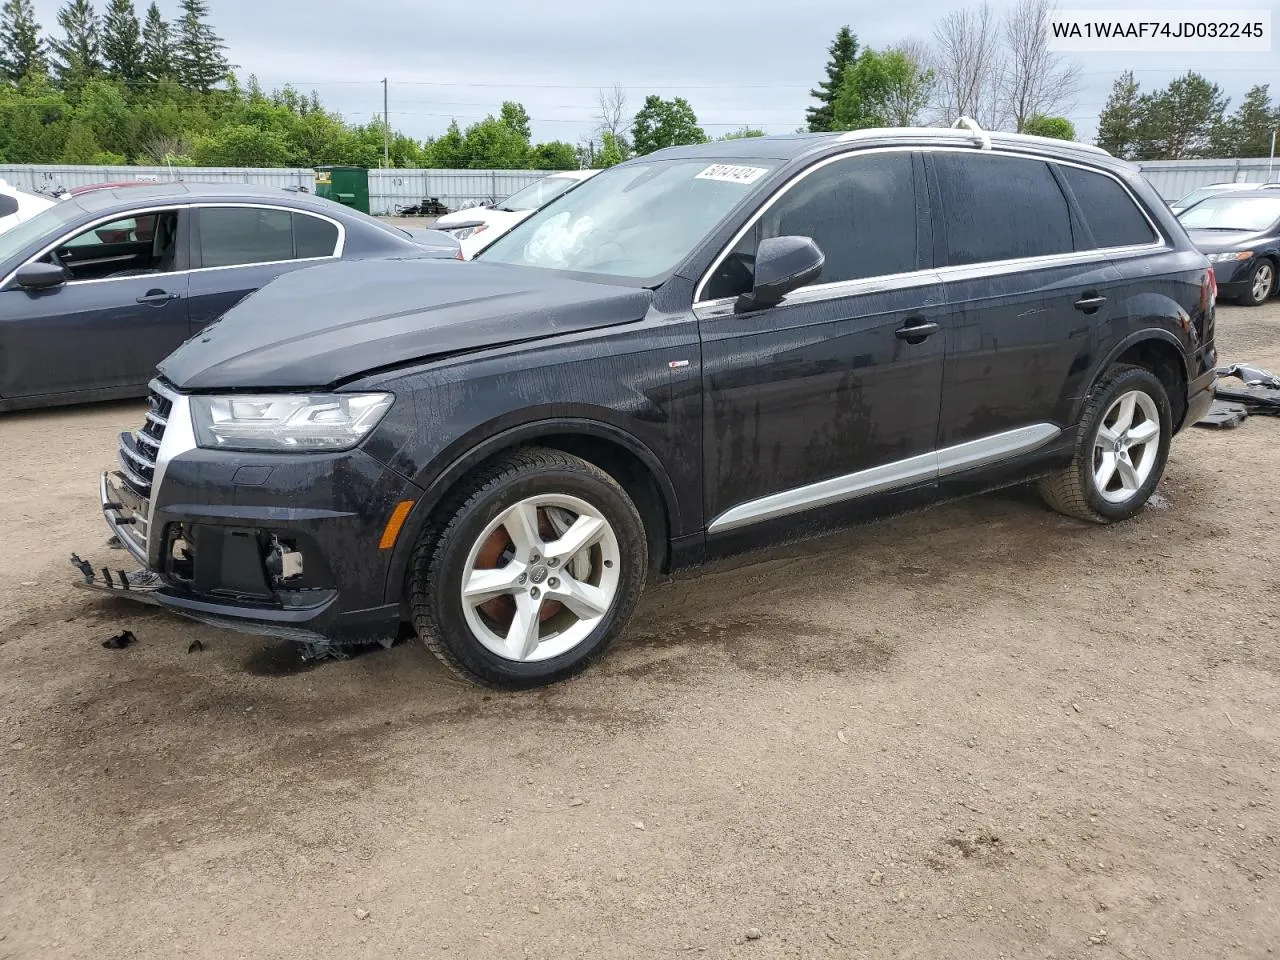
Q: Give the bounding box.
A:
[1083,330,1189,431]
[384,417,682,609]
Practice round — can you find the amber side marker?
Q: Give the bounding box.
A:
[379,500,415,550]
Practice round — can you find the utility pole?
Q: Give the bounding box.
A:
[1269,127,1277,182]
[383,78,390,169]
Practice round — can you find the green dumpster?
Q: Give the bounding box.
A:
[314,165,370,214]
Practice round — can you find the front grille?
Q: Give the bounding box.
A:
[119,388,171,500]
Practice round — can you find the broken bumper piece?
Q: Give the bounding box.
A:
[69,552,163,605]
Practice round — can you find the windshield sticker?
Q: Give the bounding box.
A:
[695,164,769,185]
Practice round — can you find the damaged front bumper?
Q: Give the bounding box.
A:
[74,382,424,648]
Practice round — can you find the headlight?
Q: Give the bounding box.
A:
[1207,250,1253,263]
[190,393,394,452]
[445,224,489,241]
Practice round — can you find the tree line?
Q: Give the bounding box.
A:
[0,0,1274,171]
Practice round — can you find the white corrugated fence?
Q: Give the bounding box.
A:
[5,157,1277,213]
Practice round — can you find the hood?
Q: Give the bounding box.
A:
[1186,228,1267,253]
[158,258,652,390]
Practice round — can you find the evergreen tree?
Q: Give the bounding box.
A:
[140,2,173,81]
[1218,84,1276,158]
[174,0,228,92]
[101,0,142,84]
[49,0,103,89]
[806,25,859,133]
[1095,71,1141,159]
[0,0,47,84]
[1133,72,1228,160]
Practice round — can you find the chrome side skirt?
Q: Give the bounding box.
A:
[707,422,1062,534]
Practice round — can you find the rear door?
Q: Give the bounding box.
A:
[186,205,343,330]
[927,150,1119,464]
[0,207,191,400]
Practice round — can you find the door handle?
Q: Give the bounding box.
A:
[895,319,940,343]
[1074,293,1107,313]
[136,291,179,305]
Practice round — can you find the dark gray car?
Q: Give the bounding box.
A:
[1178,191,1280,306]
[0,183,459,411]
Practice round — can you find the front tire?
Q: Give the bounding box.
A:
[1239,258,1276,307]
[1038,365,1172,524]
[410,448,647,688]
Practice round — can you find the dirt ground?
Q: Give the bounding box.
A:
[1,304,1277,960]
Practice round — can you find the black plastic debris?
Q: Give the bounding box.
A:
[188,639,204,654]
[1195,400,1249,429]
[1213,362,1280,415]
[102,630,136,650]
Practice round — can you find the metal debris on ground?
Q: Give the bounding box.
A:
[1210,362,1280,416]
[101,630,136,650]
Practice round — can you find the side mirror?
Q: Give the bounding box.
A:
[0,195,18,218]
[15,262,70,291]
[735,235,824,312]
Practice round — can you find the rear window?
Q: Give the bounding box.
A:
[197,207,340,267]
[1059,166,1157,248]
[933,153,1074,265]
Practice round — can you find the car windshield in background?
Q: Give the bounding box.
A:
[479,158,780,282]
[1175,187,1230,209]
[496,176,579,212]
[1179,196,1280,232]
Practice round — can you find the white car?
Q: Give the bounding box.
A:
[433,169,598,258]
[1170,181,1280,215]
[0,179,56,236]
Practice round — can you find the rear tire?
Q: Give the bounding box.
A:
[410,447,647,689]
[1239,258,1276,307]
[1038,365,1172,524]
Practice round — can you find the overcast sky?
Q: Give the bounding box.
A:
[31,0,1280,148]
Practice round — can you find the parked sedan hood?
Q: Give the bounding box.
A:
[1186,228,1268,253]
[158,258,652,390]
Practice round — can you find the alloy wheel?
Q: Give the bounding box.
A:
[1253,262,1275,302]
[459,494,621,662]
[1092,390,1161,504]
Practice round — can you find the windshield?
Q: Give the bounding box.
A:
[1179,196,1280,232]
[1175,187,1234,208]
[479,158,780,281]
[0,201,78,266]
[496,175,582,212]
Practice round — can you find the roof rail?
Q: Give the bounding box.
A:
[951,116,992,150]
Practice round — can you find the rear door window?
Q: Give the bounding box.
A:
[292,212,340,258]
[198,207,294,267]
[703,152,918,300]
[1058,165,1158,248]
[933,153,1074,265]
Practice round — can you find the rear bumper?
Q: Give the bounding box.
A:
[1183,370,1216,431]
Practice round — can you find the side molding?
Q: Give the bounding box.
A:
[708,423,1061,534]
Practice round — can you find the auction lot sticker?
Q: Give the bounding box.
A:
[696,164,769,185]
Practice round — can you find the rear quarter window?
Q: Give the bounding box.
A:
[1059,166,1158,249]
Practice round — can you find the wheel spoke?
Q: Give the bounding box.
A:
[546,574,611,621]
[1126,419,1159,446]
[1095,451,1118,490]
[500,501,543,559]
[505,593,543,660]
[462,563,526,605]
[1096,423,1120,445]
[1112,393,1137,433]
[1116,455,1140,491]
[546,514,607,564]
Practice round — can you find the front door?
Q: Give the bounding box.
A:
[0,209,190,401]
[697,150,947,542]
